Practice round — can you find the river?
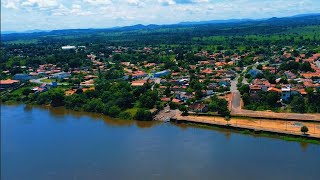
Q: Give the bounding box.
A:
[1,104,319,180]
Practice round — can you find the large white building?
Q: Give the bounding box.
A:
[61,45,76,50]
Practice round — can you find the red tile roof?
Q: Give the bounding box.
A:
[0,79,19,85]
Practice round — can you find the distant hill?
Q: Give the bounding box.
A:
[1,29,49,35]
[1,13,320,42]
[1,31,17,34]
[178,18,258,25]
[2,13,320,36]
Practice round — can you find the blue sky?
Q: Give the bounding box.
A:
[1,0,320,31]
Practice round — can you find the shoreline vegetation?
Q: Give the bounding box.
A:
[2,102,319,144]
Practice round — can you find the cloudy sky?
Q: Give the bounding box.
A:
[1,0,320,31]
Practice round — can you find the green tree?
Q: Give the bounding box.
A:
[134,109,152,121]
[242,93,250,106]
[291,96,305,113]
[49,88,65,107]
[108,105,121,118]
[239,84,250,95]
[257,64,263,70]
[179,105,188,115]
[266,92,279,106]
[301,126,309,135]
[22,88,32,96]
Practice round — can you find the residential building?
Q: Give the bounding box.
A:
[13,74,31,81]
[153,70,170,78]
[189,103,209,113]
[281,87,291,101]
[0,79,20,89]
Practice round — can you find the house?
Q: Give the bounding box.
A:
[189,103,208,113]
[175,91,192,101]
[250,85,262,93]
[267,87,281,93]
[0,79,20,89]
[281,87,291,102]
[206,90,214,95]
[160,97,171,102]
[49,72,71,79]
[232,58,240,65]
[201,68,213,74]
[252,79,271,91]
[218,80,231,87]
[291,88,307,96]
[131,80,147,87]
[51,82,58,88]
[172,98,182,104]
[153,70,170,78]
[247,69,262,78]
[284,71,297,79]
[65,89,76,96]
[132,70,147,79]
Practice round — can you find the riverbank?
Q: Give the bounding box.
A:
[178,122,320,144]
[3,102,320,143]
[174,113,320,140]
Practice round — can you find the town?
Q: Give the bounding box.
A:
[1,44,320,121]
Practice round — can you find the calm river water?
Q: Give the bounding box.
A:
[1,104,319,180]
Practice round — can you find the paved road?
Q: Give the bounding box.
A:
[30,77,49,84]
[30,77,68,86]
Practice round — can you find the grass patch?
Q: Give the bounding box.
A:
[40,79,53,83]
[241,130,252,134]
[281,137,320,144]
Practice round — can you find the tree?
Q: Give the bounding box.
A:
[108,105,121,118]
[225,116,231,125]
[134,109,152,121]
[291,96,305,113]
[257,64,263,70]
[266,92,279,106]
[179,105,188,116]
[242,93,250,106]
[301,126,309,135]
[22,88,32,96]
[239,84,250,95]
[139,90,158,109]
[49,88,65,107]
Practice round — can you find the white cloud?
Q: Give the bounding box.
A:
[83,0,113,6]
[1,0,19,9]
[158,0,176,6]
[127,0,145,6]
[21,0,60,9]
[1,0,320,31]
